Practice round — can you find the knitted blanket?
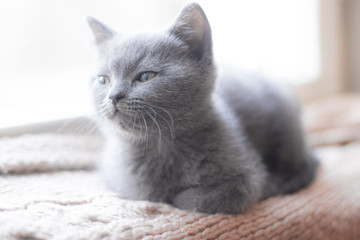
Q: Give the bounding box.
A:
[1,133,359,240]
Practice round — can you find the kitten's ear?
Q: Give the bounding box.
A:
[169,3,212,59]
[87,16,115,45]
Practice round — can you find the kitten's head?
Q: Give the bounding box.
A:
[88,3,215,140]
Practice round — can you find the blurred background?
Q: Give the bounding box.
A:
[0,0,359,134]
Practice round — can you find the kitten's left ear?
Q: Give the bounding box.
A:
[87,16,115,45]
[169,3,212,60]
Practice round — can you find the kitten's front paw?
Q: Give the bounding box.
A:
[173,188,202,212]
[173,183,257,214]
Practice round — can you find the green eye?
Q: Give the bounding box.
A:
[97,75,110,85]
[138,72,157,82]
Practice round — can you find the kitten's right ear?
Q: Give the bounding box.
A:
[169,3,212,60]
[87,16,115,45]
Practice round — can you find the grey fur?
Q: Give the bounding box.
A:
[87,3,318,214]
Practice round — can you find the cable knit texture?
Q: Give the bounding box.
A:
[1,95,360,240]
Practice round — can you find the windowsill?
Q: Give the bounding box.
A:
[0,116,97,138]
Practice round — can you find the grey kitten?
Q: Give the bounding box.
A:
[87,3,318,214]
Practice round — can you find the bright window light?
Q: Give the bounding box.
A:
[196,0,320,84]
[0,0,320,129]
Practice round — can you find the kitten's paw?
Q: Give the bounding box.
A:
[173,188,202,212]
[173,184,256,214]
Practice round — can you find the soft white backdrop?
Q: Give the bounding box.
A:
[0,0,319,128]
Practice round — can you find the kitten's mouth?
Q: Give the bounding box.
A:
[113,108,142,128]
[104,103,174,139]
[107,104,133,120]
[110,108,150,134]
[113,109,135,122]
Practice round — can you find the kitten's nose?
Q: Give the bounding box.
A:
[109,92,125,103]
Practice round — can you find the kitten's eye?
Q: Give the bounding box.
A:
[97,75,110,85]
[137,72,157,82]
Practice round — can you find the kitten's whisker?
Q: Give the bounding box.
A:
[56,117,101,137]
[145,106,157,119]
[136,114,147,146]
[144,104,174,129]
[144,109,162,149]
[130,112,139,135]
[140,111,149,148]
[145,106,174,141]
[135,113,143,141]
[99,100,111,108]
[74,120,99,136]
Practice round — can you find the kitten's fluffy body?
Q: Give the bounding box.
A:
[88,3,318,214]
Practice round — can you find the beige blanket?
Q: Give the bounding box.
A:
[0,133,359,240]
